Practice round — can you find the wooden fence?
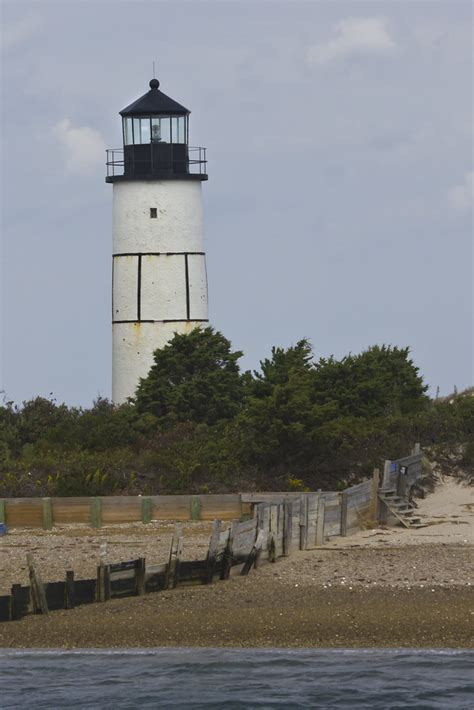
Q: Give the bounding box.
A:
[0,447,422,536]
[0,484,381,623]
[0,446,424,624]
[0,485,375,534]
[0,499,318,623]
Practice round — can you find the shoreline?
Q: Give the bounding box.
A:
[1,547,472,650]
[1,479,472,649]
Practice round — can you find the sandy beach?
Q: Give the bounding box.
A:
[0,477,473,648]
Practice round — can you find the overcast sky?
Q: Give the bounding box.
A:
[1,0,472,406]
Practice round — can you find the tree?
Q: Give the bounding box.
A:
[239,340,333,470]
[134,327,245,425]
[313,346,428,419]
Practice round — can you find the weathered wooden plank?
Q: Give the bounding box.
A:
[315,497,325,546]
[149,495,193,521]
[42,498,53,531]
[205,520,221,584]
[109,580,136,597]
[199,494,242,521]
[347,491,373,506]
[240,492,303,503]
[110,569,136,582]
[74,579,96,606]
[176,559,208,585]
[0,594,12,622]
[233,518,258,537]
[51,498,91,525]
[165,524,183,589]
[220,522,236,580]
[146,563,167,576]
[65,570,75,609]
[11,584,28,620]
[0,500,5,525]
[90,497,102,529]
[141,497,153,524]
[241,529,265,575]
[101,496,141,524]
[233,529,258,557]
[283,502,293,557]
[340,490,348,537]
[44,581,66,611]
[136,557,146,596]
[381,459,393,491]
[5,499,43,528]
[393,452,423,468]
[190,496,201,521]
[27,553,48,615]
[109,560,140,574]
[96,564,111,602]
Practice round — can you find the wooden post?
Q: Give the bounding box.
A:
[299,495,309,550]
[241,529,265,575]
[42,497,53,531]
[11,584,24,621]
[90,497,102,529]
[0,499,5,525]
[141,497,153,524]
[315,497,325,546]
[27,553,48,615]
[205,520,221,584]
[381,459,392,490]
[413,442,421,454]
[340,490,348,537]
[97,565,105,602]
[165,524,183,589]
[283,501,293,557]
[135,557,146,596]
[268,505,278,562]
[65,570,75,609]
[190,496,201,521]
[220,523,235,580]
[371,468,380,522]
[97,564,111,602]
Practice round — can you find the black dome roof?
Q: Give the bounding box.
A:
[120,79,189,117]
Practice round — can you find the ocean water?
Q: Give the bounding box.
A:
[0,648,472,708]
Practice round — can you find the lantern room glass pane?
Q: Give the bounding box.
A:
[132,118,151,144]
[140,118,150,144]
[123,117,133,145]
[133,118,141,144]
[151,118,162,143]
[171,116,186,144]
[151,117,171,143]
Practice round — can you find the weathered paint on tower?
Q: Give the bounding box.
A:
[106,79,208,403]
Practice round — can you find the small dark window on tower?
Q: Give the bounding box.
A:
[150,208,157,218]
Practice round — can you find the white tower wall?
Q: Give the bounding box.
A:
[112,180,208,403]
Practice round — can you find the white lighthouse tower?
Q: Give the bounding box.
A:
[106,78,208,403]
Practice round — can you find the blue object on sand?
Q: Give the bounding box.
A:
[0,523,7,536]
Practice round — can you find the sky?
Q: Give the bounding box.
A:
[1,0,472,407]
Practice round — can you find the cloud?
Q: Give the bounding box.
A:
[447,171,474,211]
[53,119,106,175]
[1,14,42,51]
[306,17,396,66]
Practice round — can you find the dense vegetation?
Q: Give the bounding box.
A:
[1,327,472,496]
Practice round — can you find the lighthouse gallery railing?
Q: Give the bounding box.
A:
[106,146,207,179]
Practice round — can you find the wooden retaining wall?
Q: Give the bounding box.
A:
[1,494,244,529]
[0,446,425,624]
[0,446,422,538]
[0,499,317,623]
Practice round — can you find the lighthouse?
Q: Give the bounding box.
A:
[106,78,208,403]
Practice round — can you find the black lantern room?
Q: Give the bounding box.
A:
[106,79,207,182]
